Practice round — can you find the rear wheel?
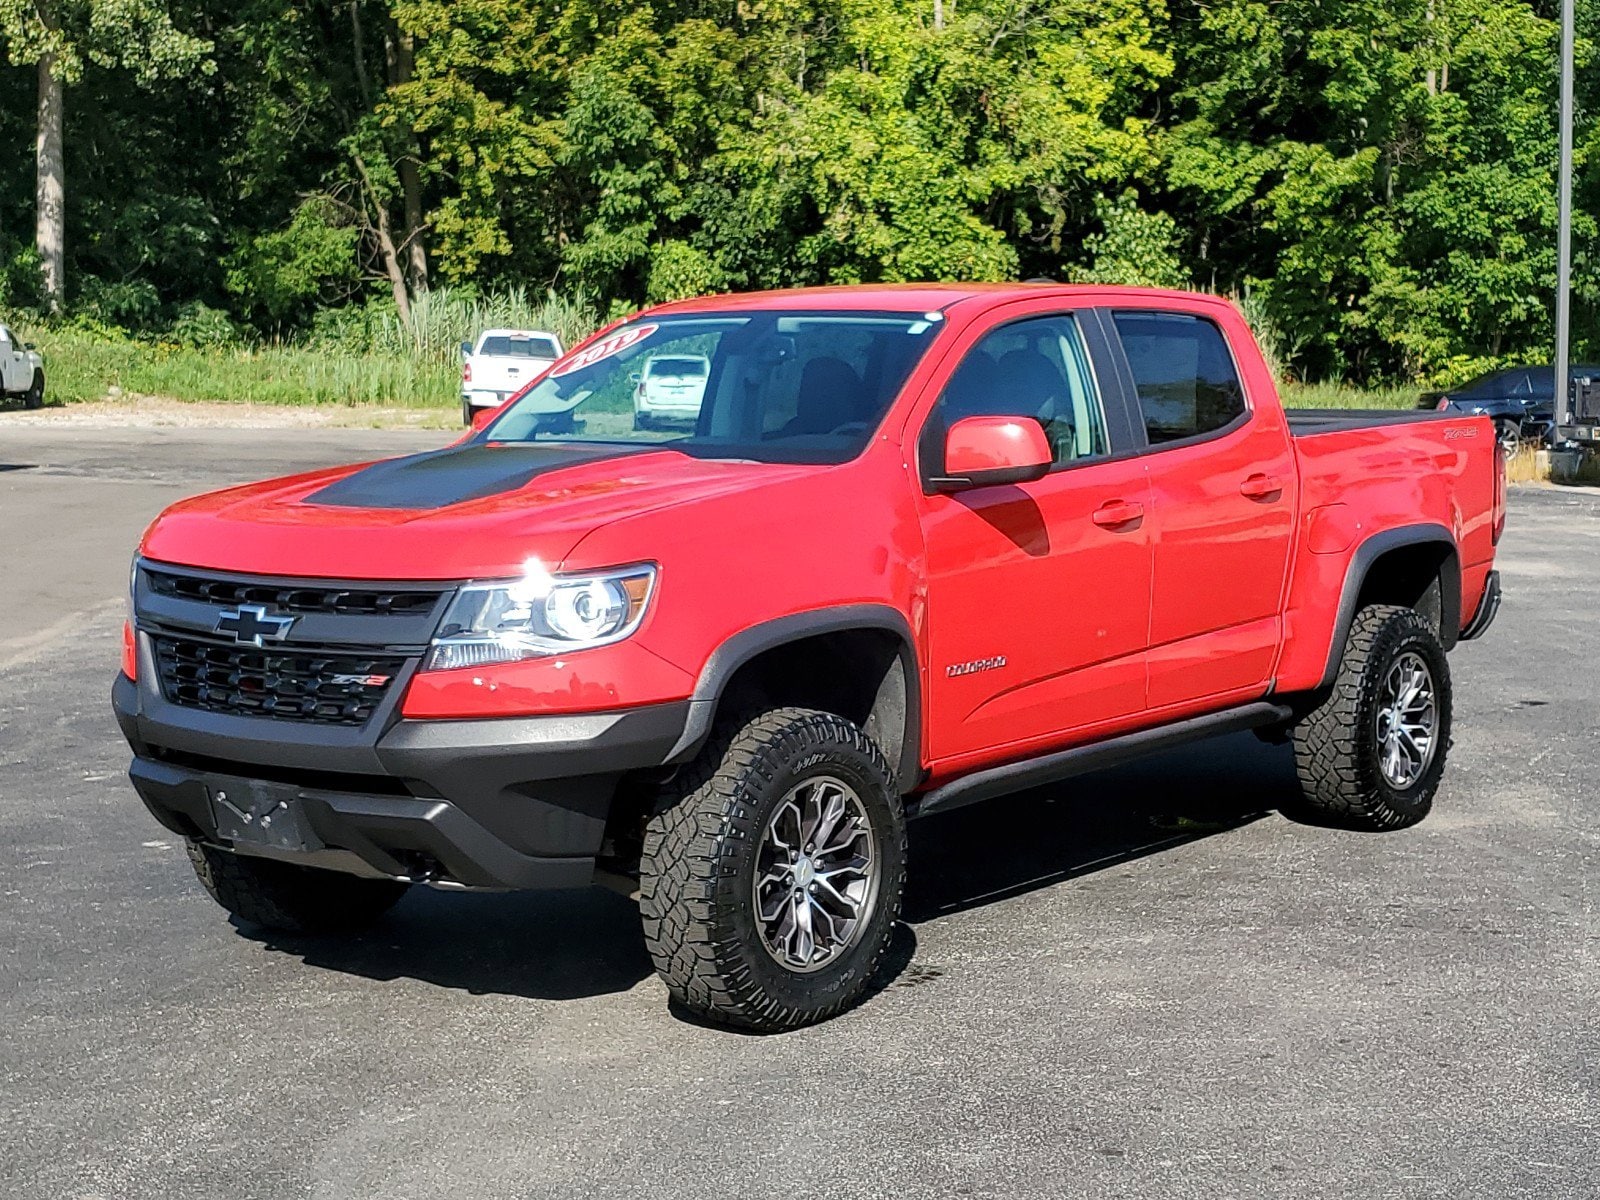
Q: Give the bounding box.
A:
[639,707,907,1031]
[23,370,44,410]
[1289,605,1452,830]
[186,841,409,933]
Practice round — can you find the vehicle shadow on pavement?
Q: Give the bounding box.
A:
[904,731,1297,922]
[235,732,1296,1007]
[240,884,655,1002]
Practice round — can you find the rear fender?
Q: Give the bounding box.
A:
[1315,523,1461,690]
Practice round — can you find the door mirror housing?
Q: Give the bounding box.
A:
[932,416,1052,492]
[461,341,473,357]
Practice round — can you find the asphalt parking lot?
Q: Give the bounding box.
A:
[2,424,1596,1199]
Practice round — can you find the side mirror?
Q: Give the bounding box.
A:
[628,372,642,384]
[24,342,35,351]
[461,341,473,357]
[933,416,1052,492]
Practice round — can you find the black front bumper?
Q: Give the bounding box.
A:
[114,671,691,890]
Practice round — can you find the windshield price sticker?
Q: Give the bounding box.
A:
[550,324,659,378]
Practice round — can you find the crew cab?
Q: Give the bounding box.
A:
[0,322,45,409]
[115,284,1504,1031]
[460,328,563,425]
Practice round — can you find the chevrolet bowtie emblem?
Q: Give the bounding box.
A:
[215,604,296,647]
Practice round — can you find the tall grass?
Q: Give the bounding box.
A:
[17,288,1428,413]
[28,326,459,407]
[371,287,599,365]
[20,285,603,408]
[1281,380,1420,410]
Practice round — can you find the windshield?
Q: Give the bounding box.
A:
[480,335,560,359]
[480,310,943,464]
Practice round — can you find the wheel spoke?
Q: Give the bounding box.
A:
[808,787,848,852]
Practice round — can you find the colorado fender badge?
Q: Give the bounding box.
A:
[946,656,1007,678]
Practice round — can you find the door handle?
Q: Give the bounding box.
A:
[1092,500,1144,528]
[1239,473,1284,500]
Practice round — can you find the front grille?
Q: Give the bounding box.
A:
[146,570,441,617]
[153,636,405,726]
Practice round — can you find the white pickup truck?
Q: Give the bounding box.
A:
[460,329,564,425]
[0,323,44,409]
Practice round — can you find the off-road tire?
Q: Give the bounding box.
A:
[1290,604,1452,830]
[186,841,409,933]
[23,370,44,410]
[639,707,907,1032]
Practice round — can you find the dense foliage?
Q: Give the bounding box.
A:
[0,0,1595,385]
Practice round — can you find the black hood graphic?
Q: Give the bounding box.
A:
[304,442,645,511]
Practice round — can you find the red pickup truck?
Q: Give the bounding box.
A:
[114,284,1504,1030]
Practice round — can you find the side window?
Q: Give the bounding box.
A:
[928,315,1110,468]
[1112,312,1246,445]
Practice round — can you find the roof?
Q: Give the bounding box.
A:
[642,282,1224,318]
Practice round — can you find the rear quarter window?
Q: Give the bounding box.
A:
[1113,312,1247,445]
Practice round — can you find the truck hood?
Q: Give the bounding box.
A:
[141,442,817,580]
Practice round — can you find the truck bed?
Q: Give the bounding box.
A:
[1286,408,1452,435]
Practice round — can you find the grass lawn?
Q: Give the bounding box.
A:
[1279,381,1421,410]
[22,325,1425,415]
[25,327,459,409]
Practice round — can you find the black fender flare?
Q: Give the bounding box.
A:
[665,604,924,789]
[1317,522,1461,689]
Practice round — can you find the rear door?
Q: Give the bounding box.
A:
[1105,308,1295,709]
[913,304,1153,765]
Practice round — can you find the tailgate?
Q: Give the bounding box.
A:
[471,356,551,395]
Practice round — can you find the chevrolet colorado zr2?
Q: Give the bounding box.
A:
[114,284,1505,1031]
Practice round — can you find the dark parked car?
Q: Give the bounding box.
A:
[1419,365,1600,449]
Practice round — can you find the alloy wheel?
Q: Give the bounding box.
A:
[752,775,879,973]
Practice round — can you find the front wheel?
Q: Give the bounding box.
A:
[639,707,907,1031]
[186,841,409,933]
[1289,605,1452,830]
[23,370,44,410]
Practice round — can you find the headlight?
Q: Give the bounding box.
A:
[424,561,656,671]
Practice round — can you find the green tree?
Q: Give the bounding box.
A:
[0,0,210,309]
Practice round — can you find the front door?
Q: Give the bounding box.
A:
[915,310,1154,767]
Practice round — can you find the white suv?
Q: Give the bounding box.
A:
[631,354,710,430]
